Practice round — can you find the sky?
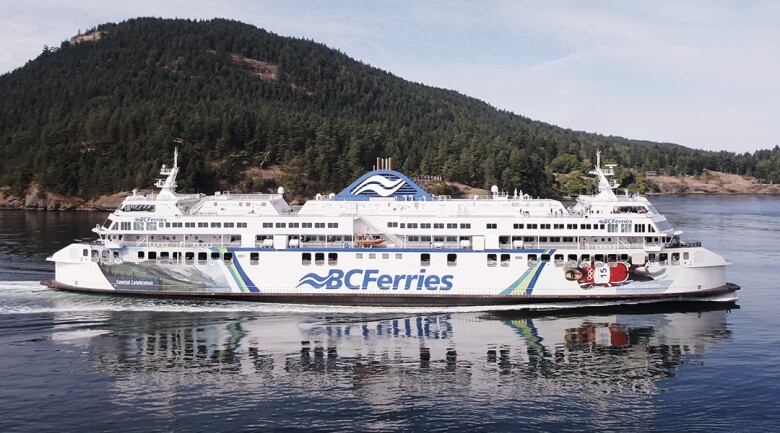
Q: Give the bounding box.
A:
[1,0,778,153]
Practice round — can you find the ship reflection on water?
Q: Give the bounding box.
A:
[53,302,736,411]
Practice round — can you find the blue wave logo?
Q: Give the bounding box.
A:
[296,271,338,289]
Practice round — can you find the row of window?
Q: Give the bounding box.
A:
[103,249,688,268]
[262,222,339,229]
[388,222,471,229]
[387,221,655,233]
[118,221,249,231]
[298,251,687,268]
[136,250,262,265]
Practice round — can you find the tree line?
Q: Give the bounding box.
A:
[0,18,777,200]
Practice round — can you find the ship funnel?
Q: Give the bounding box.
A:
[375,157,393,170]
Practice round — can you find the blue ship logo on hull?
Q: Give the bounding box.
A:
[297,269,453,291]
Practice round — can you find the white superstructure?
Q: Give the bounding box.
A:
[45,151,738,305]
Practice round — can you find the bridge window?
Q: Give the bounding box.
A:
[197,222,208,228]
[447,223,457,229]
[434,223,444,229]
[513,223,524,229]
[460,223,471,229]
[567,224,577,229]
[275,222,285,228]
[420,253,431,266]
[328,222,338,228]
[486,223,497,229]
[527,224,538,229]
[487,254,497,267]
[211,222,221,228]
[500,254,510,267]
[447,254,457,266]
[238,222,248,228]
[302,253,311,265]
[315,253,325,265]
[541,224,551,230]
[122,204,155,212]
[250,252,259,264]
[554,224,564,230]
[408,223,419,229]
[387,222,398,228]
[315,222,325,228]
[421,223,431,229]
[328,253,338,265]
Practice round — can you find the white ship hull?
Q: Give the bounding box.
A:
[45,243,737,306]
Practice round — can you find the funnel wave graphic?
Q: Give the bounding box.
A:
[350,175,406,197]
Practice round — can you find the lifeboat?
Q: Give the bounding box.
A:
[356,234,385,248]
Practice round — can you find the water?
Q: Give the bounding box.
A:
[1,196,779,432]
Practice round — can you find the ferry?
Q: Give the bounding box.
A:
[43,150,739,306]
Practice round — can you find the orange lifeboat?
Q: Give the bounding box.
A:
[356,234,385,248]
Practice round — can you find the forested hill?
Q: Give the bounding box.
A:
[1,17,778,201]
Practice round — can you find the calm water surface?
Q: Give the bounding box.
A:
[0,196,779,432]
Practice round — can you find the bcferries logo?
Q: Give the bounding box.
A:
[296,269,454,291]
[350,175,406,197]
